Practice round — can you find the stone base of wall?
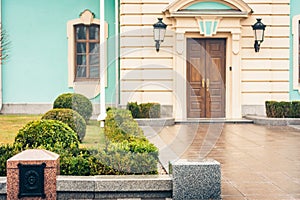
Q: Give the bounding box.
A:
[1,104,173,119]
[242,105,265,117]
[0,159,221,200]
[0,103,112,117]
[1,104,53,115]
[0,177,6,200]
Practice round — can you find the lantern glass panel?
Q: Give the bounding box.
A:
[160,29,166,42]
[154,28,160,41]
[255,29,264,42]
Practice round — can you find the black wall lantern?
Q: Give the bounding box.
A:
[252,18,266,52]
[153,18,167,52]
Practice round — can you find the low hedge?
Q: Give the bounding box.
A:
[127,102,161,118]
[42,108,86,142]
[59,148,116,176]
[104,108,159,174]
[98,141,158,175]
[265,101,300,118]
[126,102,140,118]
[53,93,93,122]
[104,108,144,142]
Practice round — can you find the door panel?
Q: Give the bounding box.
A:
[187,38,226,118]
[187,39,206,118]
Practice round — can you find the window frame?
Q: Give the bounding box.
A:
[74,24,100,81]
[67,9,108,87]
[292,15,300,90]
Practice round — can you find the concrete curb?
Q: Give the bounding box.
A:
[245,115,300,126]
[135,118,175,126]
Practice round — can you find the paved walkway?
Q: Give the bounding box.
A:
[144,123,300,200]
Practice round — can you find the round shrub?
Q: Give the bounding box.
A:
[53,93,93,122]
[42,108,86,142]
[0,144,19,176]
[14,120,79,151]
[104,108,144,142]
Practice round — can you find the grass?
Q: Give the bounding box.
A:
[0,114,41,144]
[80,120,106,150]
[0,114,105,149]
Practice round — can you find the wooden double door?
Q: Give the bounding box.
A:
[187,38,226,118]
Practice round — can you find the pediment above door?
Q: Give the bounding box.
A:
[164,0,252,17]
[163,0,252,38]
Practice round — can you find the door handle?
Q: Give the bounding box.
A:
[202,79,205,88]
[206,79,209,91]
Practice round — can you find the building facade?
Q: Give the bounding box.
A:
[120,0,290,120]
[0,0,297,121]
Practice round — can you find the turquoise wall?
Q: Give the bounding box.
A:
[186,1,232,10]
[290,0,300,100]
[2,0,116,104]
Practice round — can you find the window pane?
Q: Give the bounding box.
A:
[89,43,99,53]
[77,55,86,65]
[76,25,86,40]
[77,43,86,53]
[89,24,99,40]
[89,54,99,65]
[76,66,86,78]
[90,66,99,78]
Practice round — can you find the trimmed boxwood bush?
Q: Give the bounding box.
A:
[1,120,80,176]
[104,108,159,174]
[98,140,158,175]
[104,108,144,142]
[59,148,116,176]
[126,102,140,118]
[53,93,93,122]
[42,108,86,142]
[140,103,160,118]
[291,101,300,118]
[127,102,161,118]
[1,107,160,176]
[265,101,300,118]
[14,120,79,151]
[0,144,19,176]
[10,120,117,176]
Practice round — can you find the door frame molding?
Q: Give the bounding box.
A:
[186,38,226,118]
[164,0,251,120]
[173,30,240,120]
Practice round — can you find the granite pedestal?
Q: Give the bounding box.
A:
[6,149,59,200]
[172,159,221,200]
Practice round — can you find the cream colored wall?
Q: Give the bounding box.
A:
[120,0,173,106]
[120,0,290,119]
[240,0,290,109]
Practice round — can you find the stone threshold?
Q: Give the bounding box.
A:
[176,118,253,124]
[135,118,175,126]
[245,115,300,126]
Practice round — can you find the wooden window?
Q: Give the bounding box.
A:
[74,24,100,81]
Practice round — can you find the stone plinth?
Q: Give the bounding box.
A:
[172,159,221,200]
[6,149,59,200]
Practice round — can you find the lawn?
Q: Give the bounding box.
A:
[80,120,106,150]
[0,114,105,149]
